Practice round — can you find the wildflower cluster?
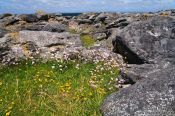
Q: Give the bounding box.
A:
[0,59,119,115]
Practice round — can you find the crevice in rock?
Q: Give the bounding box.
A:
[112,36,146,64]
[46,43,65,47]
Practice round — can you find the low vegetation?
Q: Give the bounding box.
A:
[0,60,119,116]
[69,29,78,34]
[80,34,95,47]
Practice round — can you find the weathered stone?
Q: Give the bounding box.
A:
[0,16,19,26]
[42,23,68,32]
[77,19,92,24]
[101,63,175,116]
[35,13,49,21]
[24,22,46,31]
[106,18,130,29]
[25,23,68,32]
[112,16,175,64]
[95,13,118,23]
[101,16,175,116]
[105,28,122,49]
[0,29,7,38]
[19,31,82,48]
[0,36,11,62]
[95,13,107,22]
[93,33,107,41]
[0,13,12,19]
[18,14,38,23]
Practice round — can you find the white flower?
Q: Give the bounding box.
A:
[51,66,55,69]
[75,64,80,69]
[32,61,35,65]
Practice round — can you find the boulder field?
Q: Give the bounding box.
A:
[0,9,175,115]
[101,16,175,116]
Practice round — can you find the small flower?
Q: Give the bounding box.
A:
[6,111,11,116]
[83,98,87,101]
[39,84,43,88]
[32,61,35,65]
[8,106,13,110]
[75,64,80,69]
[51,66,55,69]
[89,92,93,96]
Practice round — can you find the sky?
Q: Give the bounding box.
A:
[0,0,175,14]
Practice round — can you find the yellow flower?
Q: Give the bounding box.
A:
[67,87,71,90]
[65,82,71,87]
[6,111,11,116]
[39,84,42,88]
[45,78,48,82]
[8,106,13,110]
[97,88,106,94]
[38,78,42,82]
[11,102,15,105]
[89,92,93,96]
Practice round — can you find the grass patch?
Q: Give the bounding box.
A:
[80,34,95,47]
[0,60,119,116]
[69,29,78,34]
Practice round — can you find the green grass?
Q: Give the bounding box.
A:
[80,34,95,47]
[69,29,78,34]
[0,60,119,116]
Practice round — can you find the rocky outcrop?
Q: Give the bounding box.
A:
[112,16,175,64]
[101,63,175,116]
[101,16,175,115]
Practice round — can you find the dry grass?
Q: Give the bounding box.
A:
[8,32,19,40]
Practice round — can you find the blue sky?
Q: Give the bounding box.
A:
[0,0,175,14]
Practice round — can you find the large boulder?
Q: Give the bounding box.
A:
[106,18,130,29]
[18,14,38,23]
[101,63,175,116]
[76,13,98,21]
[77,19,92,24]
[35,13,49,21]
[101,16,175,115]
[24,22,46,31]
[95,13,118,23]
[25,23,68,32]
[0,16,19,26]
[19,31,81,48]
[42,23,68,32]
[112,16,175,64]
